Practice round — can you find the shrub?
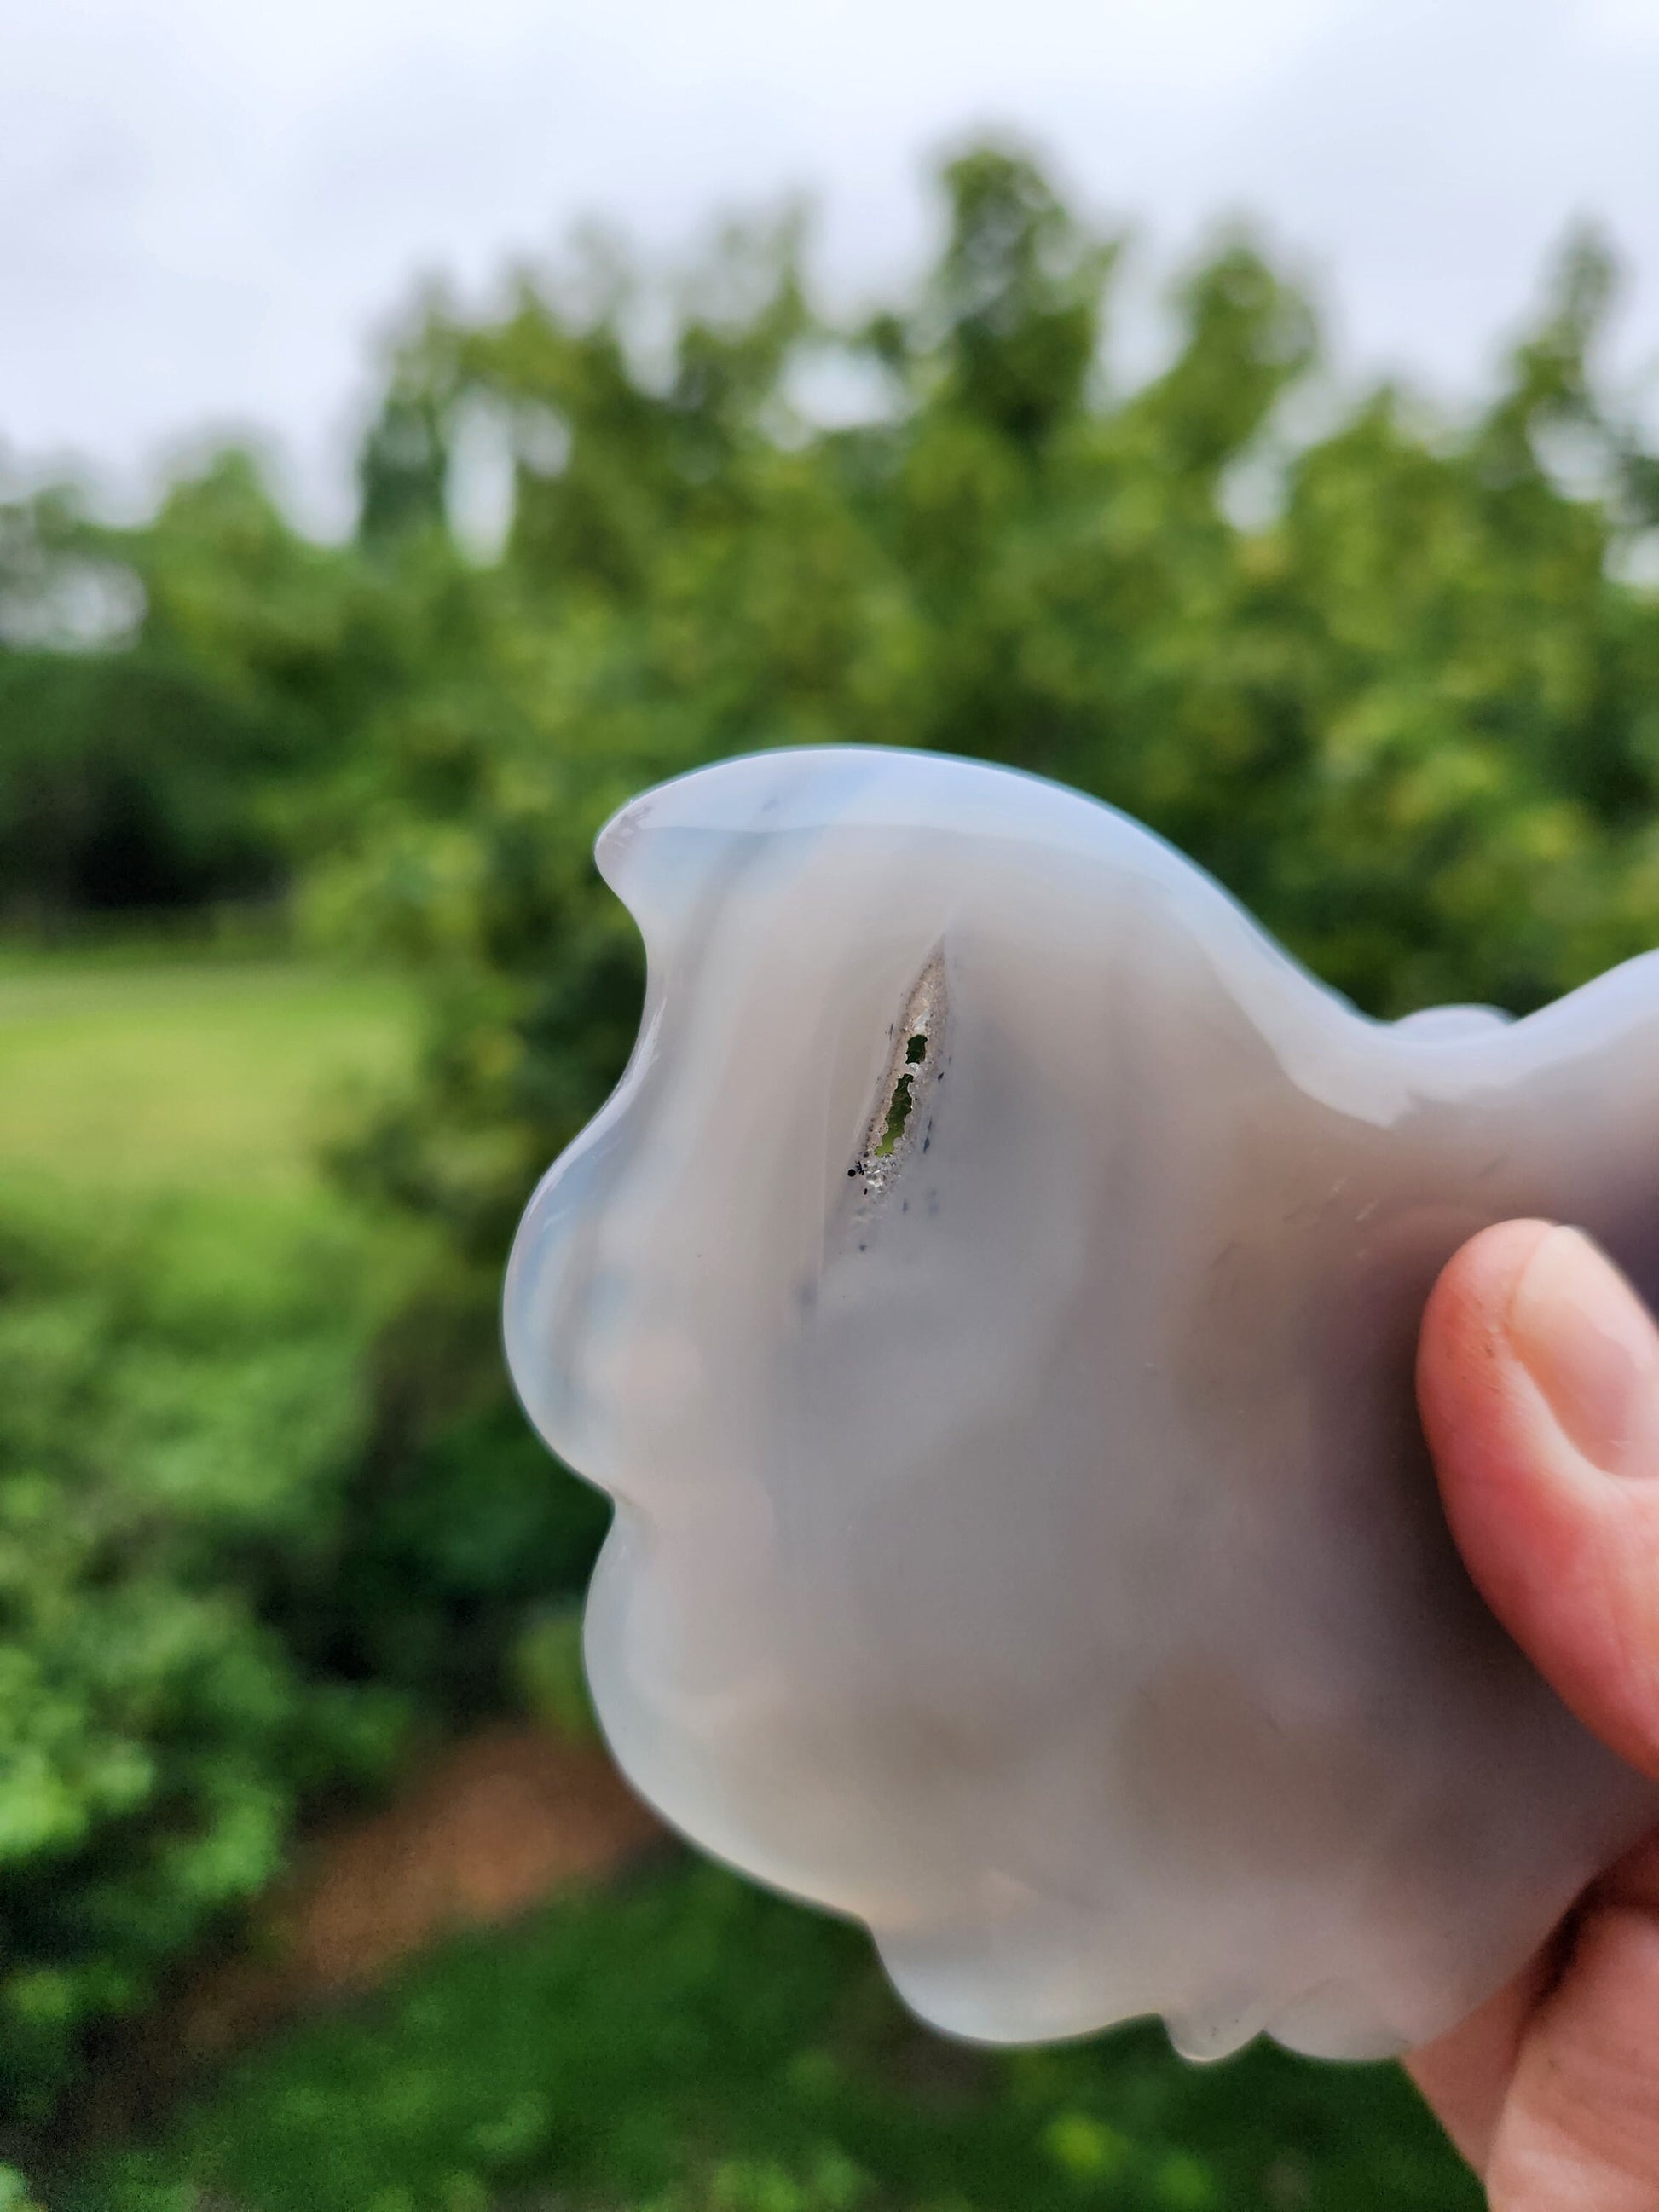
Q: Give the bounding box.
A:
[0,1186,407,2123]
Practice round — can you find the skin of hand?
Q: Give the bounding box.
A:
[1410,1218,1659,2206]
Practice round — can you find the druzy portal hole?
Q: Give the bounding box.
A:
[875,1032,929,1156]
[854,954,945,1195]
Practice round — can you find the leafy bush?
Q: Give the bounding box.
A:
[0,1186,408,2123]
[0,948,611,2136]
[306,1384,610,1721]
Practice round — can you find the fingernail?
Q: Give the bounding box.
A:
[1508,1227,1659,1476]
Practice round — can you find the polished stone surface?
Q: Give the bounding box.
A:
[505,747,1659,2061]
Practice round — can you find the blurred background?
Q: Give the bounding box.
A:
[4,0,1659,2204]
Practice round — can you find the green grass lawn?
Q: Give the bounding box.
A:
[74,1863,1477,2212]
[0,953,415,1196]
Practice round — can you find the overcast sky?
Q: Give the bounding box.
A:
[4,0,1659,531]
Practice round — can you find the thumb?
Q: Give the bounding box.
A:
[1414,1218,1659,2208]
[1418,1216,1659,1781]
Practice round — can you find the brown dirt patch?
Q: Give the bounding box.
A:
[187,1725,664,2054]
[280,1724,659,1993]
[69,1725,666,2147]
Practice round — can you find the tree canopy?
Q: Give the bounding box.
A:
[319,149,1659,1250]
[9,143,1659,1238]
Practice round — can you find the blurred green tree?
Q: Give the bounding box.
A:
[308,147,1659,1260]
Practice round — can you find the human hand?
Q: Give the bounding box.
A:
[1410,1219,1659,2205]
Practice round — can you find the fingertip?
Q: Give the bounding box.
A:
[1417,1218,1554,1462]
[1418,1216,1659,1781]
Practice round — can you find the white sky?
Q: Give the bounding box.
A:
[4,0,1659,532]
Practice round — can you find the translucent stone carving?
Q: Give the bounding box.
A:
[504,746,1659,2063]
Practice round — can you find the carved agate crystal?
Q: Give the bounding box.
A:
[504,746,1659,2064]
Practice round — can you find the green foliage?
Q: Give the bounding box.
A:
[23,149,1657,1250]
[514,1599,598,1742]
[296,150,1659,1270]
[0,1184,407,2122]
[0,451,462,921]
[0,956,611,2133]
[0,645,270,917]
[312,1387,610,1718]
[73,1863,1477,2212]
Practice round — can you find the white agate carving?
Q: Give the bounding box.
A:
[504,745,1659,2064]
